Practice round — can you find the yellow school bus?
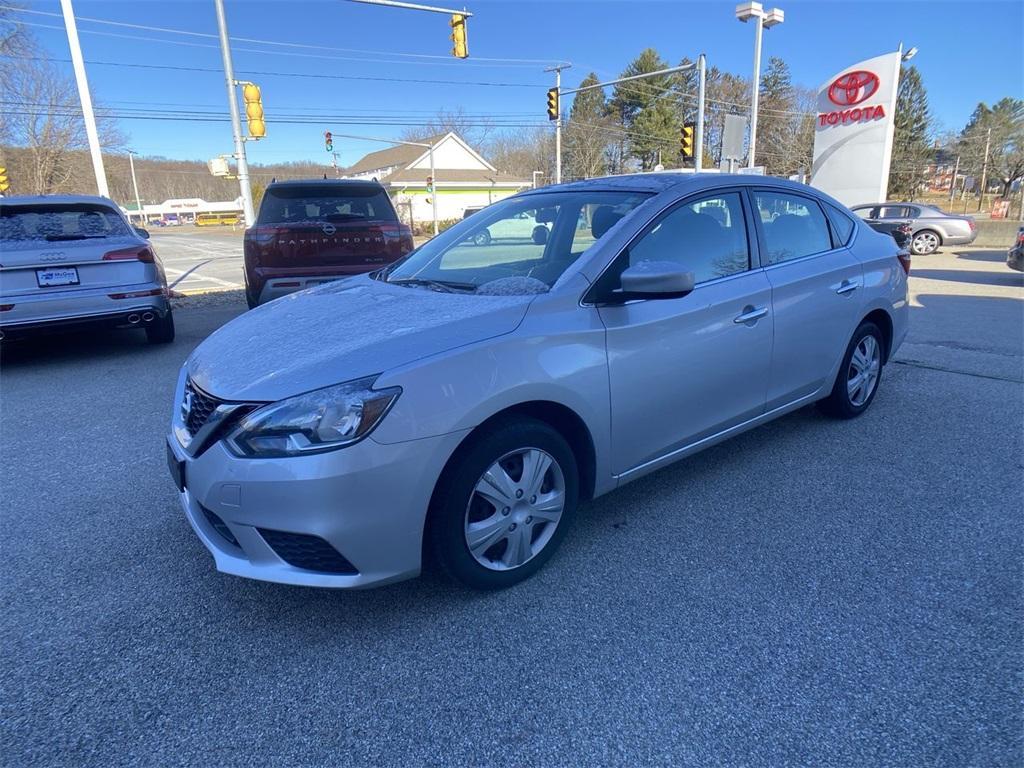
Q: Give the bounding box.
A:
[195,212,240,227]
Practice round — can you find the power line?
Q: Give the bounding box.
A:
[0,54,545,89]
[1,3,563,66]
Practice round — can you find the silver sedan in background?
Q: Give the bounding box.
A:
[168,174,908,591]
[850,202,976,255]
[0,195,174,343]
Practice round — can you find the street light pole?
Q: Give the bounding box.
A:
[736,2,784,168]
[213,0,255,227]
[126,150,142,222]
[59,0,108,197]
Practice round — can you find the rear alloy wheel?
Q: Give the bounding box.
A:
[911,229,940,255]
[429,418,578,590]
[145,309,175,344]
[819,321,883,419]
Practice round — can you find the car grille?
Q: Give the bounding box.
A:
[257,528,359,575]
[200,505,240,548]
[184,378,222,436]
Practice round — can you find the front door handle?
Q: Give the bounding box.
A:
[836,280,859,295]
[734,306,768,324]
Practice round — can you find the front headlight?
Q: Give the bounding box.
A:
[225,376,400,458]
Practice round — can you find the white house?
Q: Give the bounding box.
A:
[343,132,531,224]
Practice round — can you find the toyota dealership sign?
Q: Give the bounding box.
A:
[810,51,902,206]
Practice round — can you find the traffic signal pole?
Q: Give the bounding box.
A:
[558,57,707,176]
[214,0,255,227]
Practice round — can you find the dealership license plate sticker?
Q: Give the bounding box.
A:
[36,267,79,287]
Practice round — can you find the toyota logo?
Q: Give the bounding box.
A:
[828,70,880,107]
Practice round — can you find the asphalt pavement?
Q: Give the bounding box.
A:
[1,247,1021,767]
[150,226,247,294]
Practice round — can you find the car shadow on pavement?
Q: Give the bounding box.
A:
[1,327,157,367]
[952,249,1011,263]
[912,268,1023,288]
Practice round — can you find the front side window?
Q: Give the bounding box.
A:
[626,192,750,284]
[385,190,650,291]
[754,191,833,265]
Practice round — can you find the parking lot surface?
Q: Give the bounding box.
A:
[2,248,1021,766]
[150,226,246,294]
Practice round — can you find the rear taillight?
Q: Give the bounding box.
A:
[103,246,155,263]
[1017,232,1024,245]
[968,219,976,231]
[897,251,911,275]
[400,226,414,254]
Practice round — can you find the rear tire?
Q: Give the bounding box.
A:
[819,321,884,419]
[145,309,175,344]
[428,417,578,590]
[911,229,940,255]
[473,229,492,247]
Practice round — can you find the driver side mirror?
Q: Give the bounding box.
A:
[606,261,695,303]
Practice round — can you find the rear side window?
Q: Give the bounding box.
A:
[0,203,131,242]
[754,191,832,265]
[257,185,396,225]
[824,203,856,246]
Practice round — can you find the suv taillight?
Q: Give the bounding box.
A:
[897,251,911,275]
[103,246,154,263]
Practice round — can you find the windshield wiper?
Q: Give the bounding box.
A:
[44,234,108,241]
[388,277,476,293]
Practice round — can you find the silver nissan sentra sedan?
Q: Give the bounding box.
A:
[167,174,909,590]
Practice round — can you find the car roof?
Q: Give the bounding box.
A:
[0,193,121,208]
[266,178,385,189]
[520,172,843,202]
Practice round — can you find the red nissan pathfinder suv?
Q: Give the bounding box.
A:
[243,179,414,307]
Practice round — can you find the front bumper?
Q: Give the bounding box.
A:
[167,427,467,589]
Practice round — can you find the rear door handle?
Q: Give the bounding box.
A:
[836,280,859,295]
[734,306,768,324]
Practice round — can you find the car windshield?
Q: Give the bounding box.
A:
[0,203,132,242]
[257,185,396,225]
[384,190,650,291]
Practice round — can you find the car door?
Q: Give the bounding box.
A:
[593,189,773,475]
[750,189,864,409]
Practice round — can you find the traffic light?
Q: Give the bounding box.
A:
[425,176,434,192]
[680,122,695,159]
[325,132,333,152]
[243,83,265,139]
[449,14,468,59]
[546,88,559,121]
[0,166,8,193]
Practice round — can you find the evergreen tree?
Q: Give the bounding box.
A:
[756,57,797,174]
[889,65,933,199]
[610,49,679,170]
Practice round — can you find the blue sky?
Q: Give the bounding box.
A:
[15,0,1024,167]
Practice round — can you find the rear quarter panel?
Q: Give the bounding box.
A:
[850,222,910,357]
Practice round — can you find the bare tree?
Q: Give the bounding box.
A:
[1,56,123,195]
[399,107,493,146]
[486,127,553,179]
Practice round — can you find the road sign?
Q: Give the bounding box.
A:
[722,114,747,164]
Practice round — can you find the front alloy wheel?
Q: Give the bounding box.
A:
[429,417,578,589]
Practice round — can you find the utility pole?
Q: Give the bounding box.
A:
[978,127,991,213]
[429,142,437,236]
[126,150,142,222]
[695,53,706,172]
[214,0,255,226]
[545,63,570,184]
[60,0,108,197]
[948,154,960,205]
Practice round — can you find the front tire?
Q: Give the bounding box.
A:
[819,321,884,419]
[911,229,940,255]
[473,229,492,247]
[145,309,175,344]
[428,417,578,590]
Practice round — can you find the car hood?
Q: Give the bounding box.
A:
[187,274,535,402]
